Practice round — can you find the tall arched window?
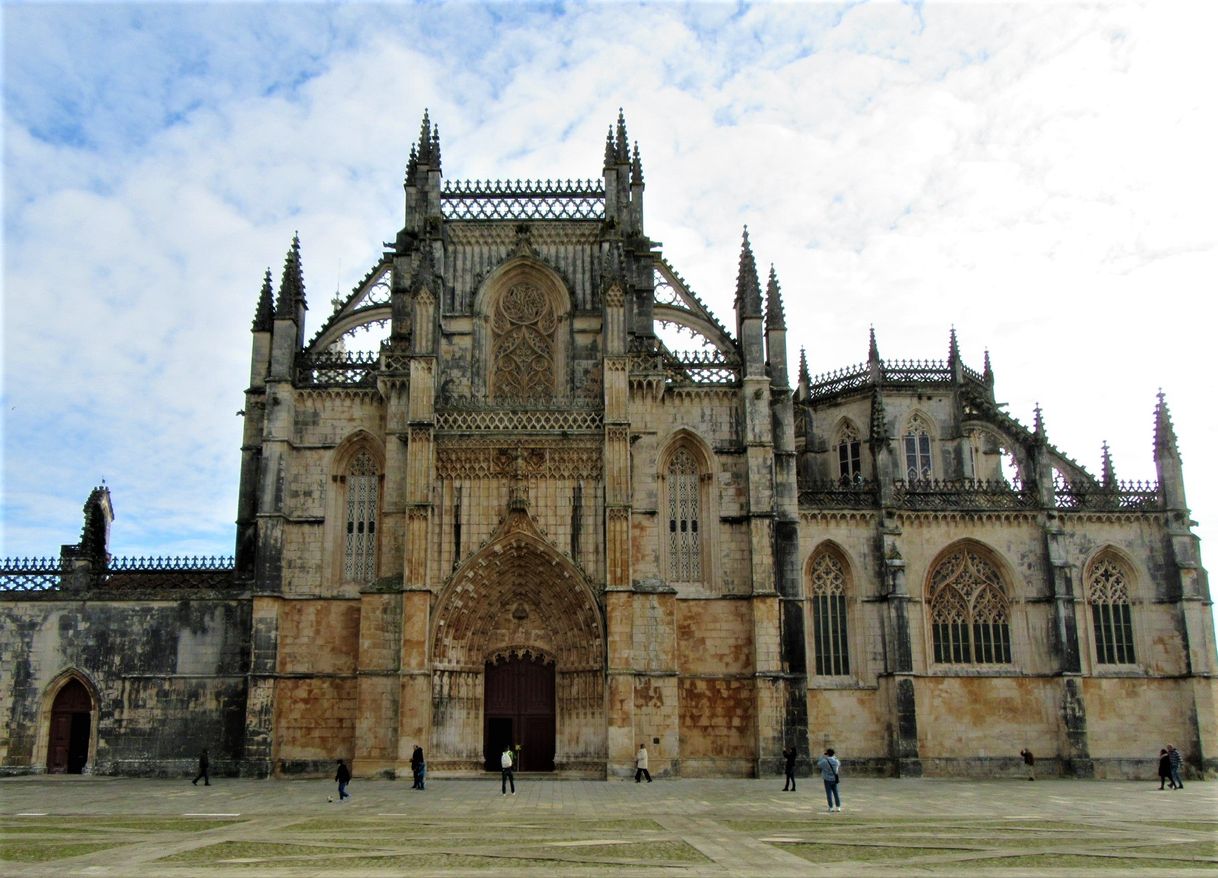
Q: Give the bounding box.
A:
[343,450,379,582]
[491,282,556,400]
[666,447,702,583]
[903,414,933,481]
[1087,553,1136,665]
[809,548,850,676]
[929,547,1011,664]
[835,422,862,484]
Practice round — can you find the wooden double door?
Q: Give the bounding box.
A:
[483,654,555,772]
[47,679,91,774]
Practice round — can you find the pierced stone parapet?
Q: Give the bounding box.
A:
[0,557,64,592]
[441,179,605,221]
[296,351,379,387]
[1054,479,1161,511]
[797,479,878,509]
[893,479,1038,511]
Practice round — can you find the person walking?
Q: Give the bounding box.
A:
[411,746,425,790]
[635,744,652,783]
[817,748,841,812]
[334,759,351,802]
[192,748,210,786]
[500,746,516,795]
[1166,744,1184,790]
[1158,748,1174,789]
[1019,748,1035,781]
[782,745,798,791]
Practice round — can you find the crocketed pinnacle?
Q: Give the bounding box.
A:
[1033,403,1046,441]
[798,346,811,388]
[406,143,419,183]
[1100,441,1116,489]
[604,126,616,167]
[868,325,880,365]
[735,226,762,317]
[983,349,993,384]
[948,326,960,365]
[430,125,442,172]
[631,142,644,185]
[416,109,433,165]
[275,233,306,319]
[615,108,630,163]
[870,387,889,444]
[1154,390,1179,456]
[252,268,274,332]
[765,265,785,331]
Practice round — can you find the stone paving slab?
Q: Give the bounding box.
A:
[0,775,1214,876]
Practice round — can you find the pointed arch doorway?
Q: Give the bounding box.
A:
[47,678,92,774]
[430,507,606,774]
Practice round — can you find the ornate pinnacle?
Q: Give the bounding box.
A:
[983,348,993,385]
[948,326,960,365]
[631,142,644,185]
[417,108,433,164]
[252,268,274,331]
[431,125,442,172]
[406,143,418,183]
[615,108,630,163]
[275,233,306,319]
[1100,441,1116,489]
[604,126,616,166]
[765,265,785,331]
[798,346,811,388]
[1154,389,1179,456]
[1033,403,1046,441]
[735,226,762,317]
[868,325,880,365]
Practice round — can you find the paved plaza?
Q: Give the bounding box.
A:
[0,774,1214,876]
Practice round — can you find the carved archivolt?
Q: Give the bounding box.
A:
[491,282,556,400]
[435,439,602,481]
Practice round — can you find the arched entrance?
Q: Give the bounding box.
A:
[430,506,605,774]
[484,651,555,771]
[47,678,92,774]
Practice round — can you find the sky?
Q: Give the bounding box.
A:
[2,1,1214,630]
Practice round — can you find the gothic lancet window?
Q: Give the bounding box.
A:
[929,547,1012,665]
[809,549,850,676]
[835,422,862,484]
[491,282,556,400]
[343,450,379,582]
[666,447,702,582]
[904,414,933,481]
[1087,554,1136,665]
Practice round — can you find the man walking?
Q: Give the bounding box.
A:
[1166,744,1184,790]
[334,759,351,801]
[192,748,210,786]
[1019,748,1035,781]
[500,746,516,795]
[782,745,798,791]
[635,744,652,783]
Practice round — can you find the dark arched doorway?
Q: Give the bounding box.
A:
[47,678,92,774]
[483,652,555,772]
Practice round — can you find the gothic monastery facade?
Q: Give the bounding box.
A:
[2,113,1215,780]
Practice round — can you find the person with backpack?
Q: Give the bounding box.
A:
[500,746,516,795]
[817,748,842,812]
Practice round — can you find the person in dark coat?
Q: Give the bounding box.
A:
[1019,748,1035,781]
[411,746,426,790]
[192,748,210,786]
[782,746,798,791]
[335,759,351,801]
[1158,748,1174,789]
[1167,744,1184,789]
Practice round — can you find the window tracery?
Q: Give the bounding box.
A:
[929,548,1011,664]
[666,447,702,582]
[343,450,379,582]
[1087,555,1136,664]
[809,549,850,676]
[491,282,556,400]
[904,413,933,481]
[835,422,862,485]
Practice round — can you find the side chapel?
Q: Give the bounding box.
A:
[1,112,1214,780]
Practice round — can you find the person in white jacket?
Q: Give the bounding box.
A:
[816,748,841,812]
[635,744,652,783]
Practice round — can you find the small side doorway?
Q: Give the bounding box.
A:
[483,654,555,772]
[47,678,92,774]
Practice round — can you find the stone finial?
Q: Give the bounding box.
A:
[79,485,114,562]
[406,143,418,183]
[735,226,762,318]
[948,326,960,365]
[983,349,993,385]
[615,108,630,163]
[1033,403,1046,441]
[431,125,442,172]
[631,142,644,186]
[798,346,811,388]
[604,126,616,166]
[1100,441,1116,489]
[275,233,307,319]
[868,325,880,365]
[252,268,274,332]
[765,265,786,332]
[1154,389,1179,457]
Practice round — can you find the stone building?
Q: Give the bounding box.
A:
[2,112,1215,780]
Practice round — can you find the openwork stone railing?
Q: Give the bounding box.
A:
[798,479,878,509]
[892,479,1038,510]
[436,399,604,433]
[0,557,64,591]
[809,359,988,402]
[631,347,742,387]
[0,555,236,593]
[1054,480,1161,511]
[297,351,379,387]
[441,179,605,221]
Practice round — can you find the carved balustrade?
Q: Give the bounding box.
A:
[440,179,605,221]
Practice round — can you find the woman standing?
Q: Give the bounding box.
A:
[816,748,841,812]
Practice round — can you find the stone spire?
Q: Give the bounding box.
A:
[948,326,960,365]
[1154,389,1179,457]
[735,227,762,318]
[275,233,306,319]
[416,108,434,165]
[631,142,644,185]
[983,349,993,384]
[868,325,880,365]
[1033,403,1046,443]
[798,346,811,390]
[765,265,785,332]
[252,268,274,332]
[1153,390,1188,511]
[1100,441,1116,489]
[615,108,630,163]
[604,126,615,167]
